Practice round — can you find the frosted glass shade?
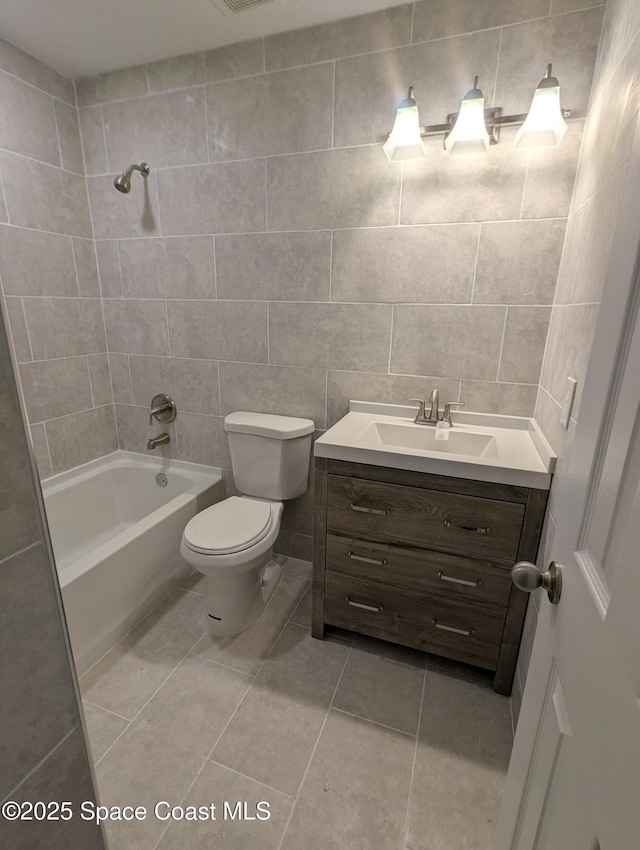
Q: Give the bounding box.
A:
[383,101,426,162]
[444,93,490,156]
[515,83,568,148]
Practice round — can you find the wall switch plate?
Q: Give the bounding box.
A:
[559,377,578,429]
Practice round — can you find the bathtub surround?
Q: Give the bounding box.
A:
[0,304,104,849]
[73,0,603,560]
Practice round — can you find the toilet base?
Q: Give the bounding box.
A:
[202,559,282,637]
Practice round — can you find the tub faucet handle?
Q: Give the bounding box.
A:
[442,401,465,426]
[149,393,177,426]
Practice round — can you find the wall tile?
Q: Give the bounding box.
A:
[103,88,208,170]
[401,128,528,224]
[4,298,32,362]
[72,238,101,298]
[274,528,313,561]
[203,38,265,82]
[130,355,219,415]
[95,240,122,297]
[334,30,500,148]
[0,38,75,103]
[216,231,331,301]
[114,403,176,457]
[0,181,7,222]
[88,353,114,406]
[158,159,266,235]
[0,227,77,297]
[54,100,85,174]
[219,362,326,426]
[269,303,392,371]
[208,63,332,161]
[495,8,605,118]
[75,64,149,107]
[332,224,479,303]
[0,152,92,237]
[108,353,132,403]
[460,380,538,416]
[474,219,566,304]
[391,305,506,380]
[168,300,268,362]
[268,147,402,231]
[147,52,205,92]
[24,298,106,359]
[551,0,604,13]
[29,422,52,478]
[78,106,108,174]
[522,121,583,219]
[265,6,413,71]
[19,357,93,422]
[412,0,551,42]
[103,299,169,355]
[327,370,461,427]
[176,412,231,467]
[498,306,552,383]
[119,236,215,299]
[46,404,118,472]
[0,71,60,165]
[535,384,569,455]
[88,172,160,239]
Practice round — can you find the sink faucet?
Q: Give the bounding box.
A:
[147,432,170,450]
[409,392,465,426]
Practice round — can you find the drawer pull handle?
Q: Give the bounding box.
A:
[438,571,482,588]
[348,552,388,566]
[444,520,491,534]
[347,597,383,613]
[432,619,474,637]
[351,504,389,516]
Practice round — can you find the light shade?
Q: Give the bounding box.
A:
[515,65,568,149]
[445,78,490,156]
[383,87,426,162]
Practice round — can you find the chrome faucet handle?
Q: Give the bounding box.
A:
[442,401,465,426]
[149,393,177,426]
[408,398,428,424]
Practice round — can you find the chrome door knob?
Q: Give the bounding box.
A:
[511,561,563,605]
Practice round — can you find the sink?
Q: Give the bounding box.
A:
[370,421,499,459]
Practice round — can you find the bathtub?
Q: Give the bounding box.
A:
[42,451,223,676]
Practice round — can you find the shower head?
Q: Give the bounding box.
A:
[114,162,150,193]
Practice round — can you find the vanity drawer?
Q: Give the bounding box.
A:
[326,534,512,611]
[324,571,504,669]
[326,475,524,561]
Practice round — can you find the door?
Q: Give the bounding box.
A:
[496,123,640,848]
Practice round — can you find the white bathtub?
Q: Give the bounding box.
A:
[42,451,223,676]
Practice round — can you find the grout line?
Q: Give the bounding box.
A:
[397,161,404,226]
[212,235,218,299]
[519,155,530,220]
[387,304,395,374]
[82,699,131,723]
[204,84,211,164]
[491,27,504,108]
[209,759,295,799]
[410,2,416,43]
[0,143,86,178]
[262,37,266,74]
[1,727,77,805]
[216,360,222,416]
[495,307,509,382]
[70,236,82,297]
[264,157,269,231]
[41,419,54,475]
[86,355,96,407]
[100,104,110,174]
[0,161,10,224]
[144,63,150,95]
[51,95,64,171]
[328,229,334,302]
[324,370,329,430]
[331,61,336,149]
[0,540,40,568]
[330,706,417,738]
[0,66,76,107]
[470,224,482,304]
[402,666,428,848]
[20,297,35,361]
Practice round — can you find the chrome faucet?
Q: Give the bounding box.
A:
[409,392,465,427]
[149,395,176,426]
[147,432,170,450]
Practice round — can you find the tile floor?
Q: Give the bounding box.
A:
[79,557,513,850]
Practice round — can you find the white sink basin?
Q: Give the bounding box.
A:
[371,421,499,459]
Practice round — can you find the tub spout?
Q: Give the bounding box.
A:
[147,432,170,450]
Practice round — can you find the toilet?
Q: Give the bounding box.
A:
[180,412,315,637]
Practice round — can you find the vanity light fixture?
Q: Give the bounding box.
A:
[383,65,571,161]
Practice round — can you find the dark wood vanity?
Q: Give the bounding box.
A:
[312,458,548,695]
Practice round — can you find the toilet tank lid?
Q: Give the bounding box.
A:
[224,412,315,439]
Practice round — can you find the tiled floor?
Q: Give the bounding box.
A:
[79,557,513,850]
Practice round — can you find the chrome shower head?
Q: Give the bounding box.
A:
[114,162,150,193]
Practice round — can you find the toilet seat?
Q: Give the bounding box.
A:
[183,497,273,556]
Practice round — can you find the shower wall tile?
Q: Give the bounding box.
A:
[108,353,133,403]
[157,159,266,235]
[0,71,60,165]
[103,88,208,169]
[521,122,584,218]
[0,37,75,103]
[103,299,169,356]
[119,236,215,299]
[4,298,32,362]
[24,298,106,359]
[551,0,604,10]
[129,355,220,415]
[207,63,333,161]
[78,106,108,174]
[390,305,506,380]
[269,303,392,371]
[176,412,231,468]
[75,63,149,107]
[168,300,268,362]
[46,404,118,473]
[114,403,177,457]
[267,147,402,231]
[88,353,114,406]
[264,6,413,71]
[334,30,501,148]
[19,357,93,423]
[0,227,78,297]
[95,240,123,297]
[215,231,331,301]
[147,52,205,93]
[203,38,265,83]
[412,0,551,42]
[331,224,479,303]
[460,381,538,417]
[54,100,85,174]
[73,238,101,298]
[88,172,160,239]
[29,422,52,478]
[498,306,552,384]
[219,362,327,427]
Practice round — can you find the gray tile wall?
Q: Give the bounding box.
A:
[76,0,603,560]
[514,0,640,725]
[0,302,104,849]
[0,39,117,477]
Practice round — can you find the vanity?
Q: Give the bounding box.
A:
[311,401,556,695]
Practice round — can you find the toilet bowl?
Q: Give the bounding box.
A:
[180,412,314,637]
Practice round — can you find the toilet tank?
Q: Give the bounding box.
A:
[224,412,315,500]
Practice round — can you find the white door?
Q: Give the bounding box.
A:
[496,124,640,848]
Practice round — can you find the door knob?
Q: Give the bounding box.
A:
[511,561,563,605]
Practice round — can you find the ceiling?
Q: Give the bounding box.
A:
[0,0,410,79]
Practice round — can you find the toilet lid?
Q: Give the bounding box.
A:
[183,497,273,555]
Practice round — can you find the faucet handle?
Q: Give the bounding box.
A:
[408,398,427,424]
[442,401,465,425]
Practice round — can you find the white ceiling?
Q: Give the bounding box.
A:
[0,0,410,79]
